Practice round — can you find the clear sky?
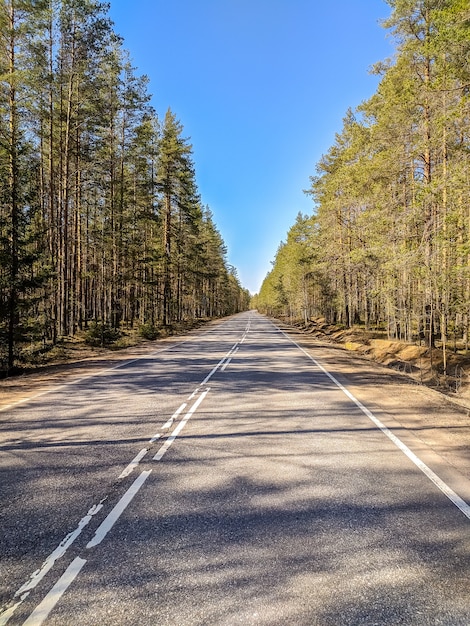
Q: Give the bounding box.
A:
[107,0,394,294]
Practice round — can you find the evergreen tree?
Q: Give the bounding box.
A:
[0,0,45,372]
[156,108,198,326]
[0,1,248,373]
[258,0,470,373]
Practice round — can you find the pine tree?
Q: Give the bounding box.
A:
[0,0,45,372]
[259,0,470,376]
[156,109,198,326]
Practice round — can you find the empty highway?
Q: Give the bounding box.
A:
[1,312,469,625]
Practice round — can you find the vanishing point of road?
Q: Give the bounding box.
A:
[1,312,469,625]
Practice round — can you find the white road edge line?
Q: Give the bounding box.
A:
[153,389,210,461]
[86,470,152,549]
[22,557,87,626]
[277,324,470,522]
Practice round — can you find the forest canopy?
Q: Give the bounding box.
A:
[0,0,250,373]
[255,0,470,366]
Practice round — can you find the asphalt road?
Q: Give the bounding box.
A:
[1,312,469,625]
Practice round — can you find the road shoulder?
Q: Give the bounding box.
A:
[278,322,470,509]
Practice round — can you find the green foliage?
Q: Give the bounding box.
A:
[84,322,121,347]
[258,0,470,355]
[0,0,248,373]
[138,323,160,340]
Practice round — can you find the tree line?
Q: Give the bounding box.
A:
[0,0,249,373]
[255,0,470,373]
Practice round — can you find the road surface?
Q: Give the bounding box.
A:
[1,312,469,625]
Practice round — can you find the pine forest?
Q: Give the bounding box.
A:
[255,0,470,377]
[0,0,250,374]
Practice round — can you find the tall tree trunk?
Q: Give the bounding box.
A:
[7,1,19,372]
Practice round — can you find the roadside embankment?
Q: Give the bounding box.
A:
[281,317,470,407]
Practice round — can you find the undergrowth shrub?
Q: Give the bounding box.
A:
[84,322,121,346]
[139,323,160,340]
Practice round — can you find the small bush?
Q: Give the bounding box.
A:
[138,323,160,340]
[84,322,121,346]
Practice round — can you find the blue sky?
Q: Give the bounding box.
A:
[108,0,394,294]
